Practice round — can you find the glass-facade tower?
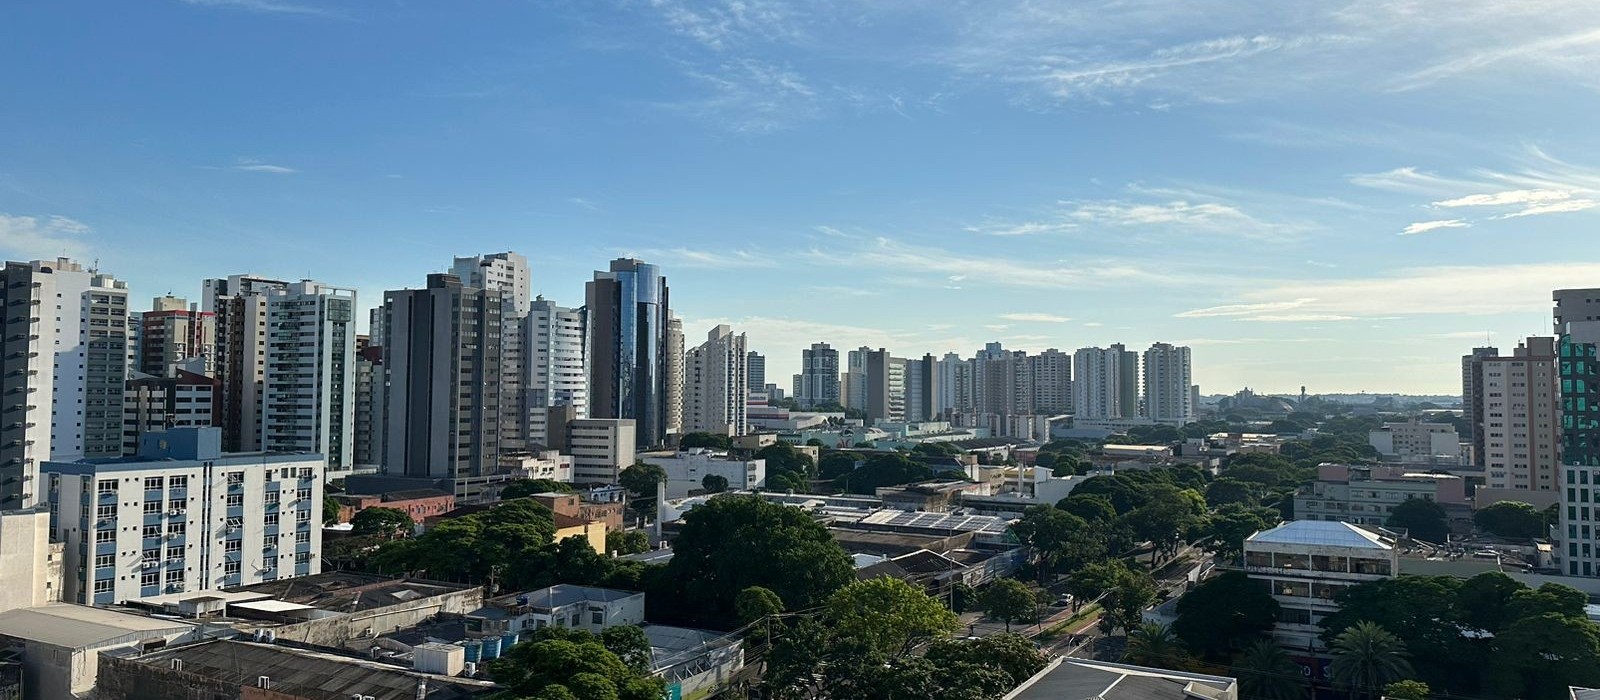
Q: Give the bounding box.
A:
[586,259,670,448]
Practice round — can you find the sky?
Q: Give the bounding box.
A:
[3,1,1600,395]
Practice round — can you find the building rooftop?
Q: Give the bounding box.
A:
[1005,658,1237,700]
[1246,520,1393,551]
[382,488,453,501]
[227,572,475,614]
[485,585,641,613]
[0,604,193,650]
[111,639,494,699]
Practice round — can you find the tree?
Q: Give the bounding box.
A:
[1235,640,1306,700]
[1125,622,1187,670]
[1506,583,1587,621]
[1328,622,1413,700]
[1386,498,1448,543]
[1071,475,1148,514]
[818,453,857,479]
[1383,681,1430,700]
[605,529,650,556]
[1489,613,1600,700]
[487,632,664,700]
[1067,560,1155,633]
[1172,571,1279,660]
[350,507,413,540]
[735,586,786,624]
[836,452,933,494]
[1454,571,1523,633]
[702,473,730,493]
[659,495,854,628]
[757,442,817,479]
[501,479,573,500]
[680,432,733,450]
[599,625,653,672]
[1205,478,1260,508]
[1010,507,1105,583]
[1058,494,1117,524]
[322,493,341,524]
[825,577,958,655]
[980,579,1038,633]
[1193,504,1279,561]
[1125,484,1203,563]
[1473,501,1545,539]
[922,634,1048,689]
[619,462,667,497]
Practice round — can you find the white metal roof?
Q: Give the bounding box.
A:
[231,600,317,614]
[1246,520,1392,550]
[0,604,194,650]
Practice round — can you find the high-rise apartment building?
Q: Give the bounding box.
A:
[1462,345,1499,460]
[865,349,906,424]
[1113,343,1139,418]
[1558,322,1600,576]
[33,259,129,460]
[45,427,323,605]
[523,296,588,443]
[1030,349,1073,416]
[666,314,685,440]
[382,274,507,498]
[843,346,871,411]
[746,351,766,396]
[1073,346,1130,420]
[684,325,748,436]
[353,309,386,470]
[796,343,841,408]
[0,262,68,611]
[1143,343,1194,425]
[204,275,289,453]
[587,259,672,448]
[139,296,217,378]
[904,354,939,422]
[261,281,356,474]
[1480,337,1561,494]
[1555,288,1600,333]
[123,370,220,454]
[451,252,531,451]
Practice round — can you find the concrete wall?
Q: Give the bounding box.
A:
[96,655,242,700]
[0,510,53,613]
[270,586,483,647]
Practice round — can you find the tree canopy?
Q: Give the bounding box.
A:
[500,479,574,500]
[1172,571,1279,660]
[980,579,1039,633]
[836,452,935,494]
[487,627,665,700]
[1473,501,1547,540]
[1385,497,1449,543]
[826,577,959,655]
[350,506,413,539]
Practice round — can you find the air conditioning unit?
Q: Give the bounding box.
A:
[141,560,157,570]
[463,662,478,677]
[165,533,178,541]
[95,518,111,526]
[168,509,183,517]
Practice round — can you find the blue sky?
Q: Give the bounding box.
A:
[4,1,1600,394]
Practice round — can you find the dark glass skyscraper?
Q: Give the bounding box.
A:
[586,258,670,448]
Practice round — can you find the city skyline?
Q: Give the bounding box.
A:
[4,2,1600,394]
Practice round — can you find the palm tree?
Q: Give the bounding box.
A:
[1124,622,1188,670]
[1328,622,1414,700]
[1234,640,1307,700]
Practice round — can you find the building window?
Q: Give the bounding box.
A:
[296,510,311,523]
[96,503,117,519]
[97,479,116,494]
[295,532,310,544]
[140,571,159,588]
[168,499,184,513]
[263,535,276,550]
[167,522,185,538]
[591,610,604,625]
[226,472,244,485]
[224,539,242,553]
[226,494,243,508]
[265,491,281,505]
[224,560,241,576]
[142,525,161,539]
[142,548,159,562]
[144,476,163,491]
[265,513,279,527]
[295,487,312,501]
[170,475,188,489]
[93,580,113,594]
[93,553,115,568]
[294,552,313,565]
[143,501,162,515]
[166,569,182,583]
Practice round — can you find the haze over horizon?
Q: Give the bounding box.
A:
[3,1,1598,394]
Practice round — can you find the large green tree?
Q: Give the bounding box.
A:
[1193,504,1279,561]
[1472,501,1546,539]
[350,506,413,539]
[1125,622,1188,670]
[826,577,958,655]
[488,631,664,700]
[501,479,574,499]
[980,579,1038,633]
[1067,560,1155,634]
[619,462,667,497]
[836,452,934,494]
[660,495,854,628]
[1488,613,1600,700]
[1385,497,1449,543]
[1010,506,1105,583]
[1172,571,1279,660]
[1234,640,1307,700]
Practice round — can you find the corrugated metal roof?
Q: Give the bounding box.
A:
[1246,520,1392,550]
[0,604,193,650]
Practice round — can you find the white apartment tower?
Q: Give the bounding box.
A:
[843,346,871,411]
[34,259,129,460]
[523,295,588,442]
[0,262,61,612]
[1073,346,1127,420]
[796,343,841,408]
[684,325,749,437]
[204,274,290,453]
[1143,342,1194,425]
[261,281,357,473]
[452,253,531,450]
[1480,337,1560,493]
[1031,349,1073,416]
[665,315,685,439]
[45,427,323,605]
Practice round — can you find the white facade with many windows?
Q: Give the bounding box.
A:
[44,427,322,606]
[1241,521,1398,653]
[262,281,356,473]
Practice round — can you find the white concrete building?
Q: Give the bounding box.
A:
[1557,322,1600,577]
[567,418,637,484]
[643,449,766,500]
[34,259,129,460]
[1031,349,1073,416]
[122,370,218,454]
[262,281,357,473]
[0,261,62,613]
[523,295,588,444]
[44,427,323,606]
[684,325,748,437]
[452,252,531,451]
[503,450,576,483]
[1368,420,1461,463]
[1142,343,1193,425]
[1241,521,1398,652]
[203,274,290,453]
[474,585,644,636]
[1073,346,1129,420]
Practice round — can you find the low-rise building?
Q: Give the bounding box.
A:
[95,639,496,699]
[1370,420,1463,464]
[472,585,644,636]
[1005,657,1237,700]
[332,489,456,525]
[0,603,197,698]
[1241,520,1399,653]
[529,491,625,532]
[121,370,219,455]
[644,449,766,500]
[500,449,575,483]
[44,427,323,605]
[1295,463,1467,534]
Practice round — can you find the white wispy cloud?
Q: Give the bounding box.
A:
[214,159,297,174]
[1000,313,1072,323]
[964,221,1076,237]
[180,0,328,15]
[1496,199,1598,218]
[674,58,821,132]
[1394,25,1600,91]
[1175,299,1315,318]
[1220,261,1600,319]
[810,236,1205,291]
[568,197,601,211]
[0,213,92,260]
[1400,219,1469,235]
[1432,189,1573,207]
[626,247,776,268]
[1238,313,1360,323]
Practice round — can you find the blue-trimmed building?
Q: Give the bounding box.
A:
[1559,321,1600,576]
[42,427,323,606]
